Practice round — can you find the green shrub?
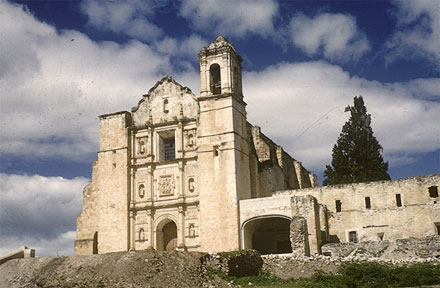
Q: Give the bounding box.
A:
[213,261,440,288]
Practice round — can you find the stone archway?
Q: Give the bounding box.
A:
[242,216,292,255]
[156,219,177,251]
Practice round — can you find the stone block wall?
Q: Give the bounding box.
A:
[277,174,440,245]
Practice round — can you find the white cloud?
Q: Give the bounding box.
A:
[0,1,199,161]
[386,0,440,65]
[0,231,77,257]
[80,0,163,41]
[289,13,370,62]
[0,173,89,256]
[179,0,278,37]
[243,61,439,172]
[154,34,207,59]
[0,0,437,178]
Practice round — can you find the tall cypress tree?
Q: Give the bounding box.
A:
[323,96,390,185]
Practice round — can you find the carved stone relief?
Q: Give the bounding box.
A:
[158,176,175,196]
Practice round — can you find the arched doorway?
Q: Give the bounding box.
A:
[156,220,177,251]
[92,232,98,254]
[243,216,292,255]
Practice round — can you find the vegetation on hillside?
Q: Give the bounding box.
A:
[216,262,440,288]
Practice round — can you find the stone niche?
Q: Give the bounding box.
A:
[184,129,197,149]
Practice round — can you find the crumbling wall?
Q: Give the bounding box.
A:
[290,195,322,255]
[322,236,440,260]
[0,246,35,265]
[248,125,317,198]
[276,174,440,245]
[290,216,310,256]
[75,112,131,255]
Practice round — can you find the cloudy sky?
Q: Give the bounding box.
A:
[0,0,438,257]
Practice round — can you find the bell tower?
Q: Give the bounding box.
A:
[197,36,250,252]
[199,36,243,98]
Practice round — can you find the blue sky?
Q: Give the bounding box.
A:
[0,0,439,256]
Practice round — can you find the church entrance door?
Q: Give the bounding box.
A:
[163,221,177,251]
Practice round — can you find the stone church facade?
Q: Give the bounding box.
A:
[75,37,440,256]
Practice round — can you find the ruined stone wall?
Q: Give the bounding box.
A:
[290,196,321,255]
[75,112,131,255]
[248,125,317,198]
[74,161,99,255]
[276,175,440,244]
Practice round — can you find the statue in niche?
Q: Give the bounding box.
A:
[159,176,174,195]
[139,184,145,198]
[139,140,146,154]
[188,134,194,147]
[188,224,195,238]
[138,136,147,155]
[184,130,196,148]
[139,228,145,241]
[188,178,195,193]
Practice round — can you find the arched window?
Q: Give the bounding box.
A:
[163,99,169,113]
[210,64,221,95]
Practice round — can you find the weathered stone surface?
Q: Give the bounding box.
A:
[202,250,263,277]
[290,216,309,257]
[75,36,316,256]
[0,246,35,265]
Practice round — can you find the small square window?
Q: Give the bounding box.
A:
[396,194,402,207]
[159,131,175,162]
[365,197,371,209]
[429,186,439,198]
[335,200,342,212]
[163,138,175,161]
[435,223,440,235]
[349,231,358,243]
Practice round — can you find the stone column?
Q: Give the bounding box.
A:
[178,162,184,197]
[129,210,136,251]
[176,121,183,159]
[177,205,186,250]
[147,166,153,201]
[146,208,154,249]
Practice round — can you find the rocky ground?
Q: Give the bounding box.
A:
[1,249,439,288]
[0,250,230,288]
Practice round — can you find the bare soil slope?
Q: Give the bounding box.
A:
[0,250,229,288]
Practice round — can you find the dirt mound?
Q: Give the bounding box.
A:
[0,250,230,288]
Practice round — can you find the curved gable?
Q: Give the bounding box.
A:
[132,76,198,127]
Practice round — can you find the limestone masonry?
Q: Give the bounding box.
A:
[75,36,440,256]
